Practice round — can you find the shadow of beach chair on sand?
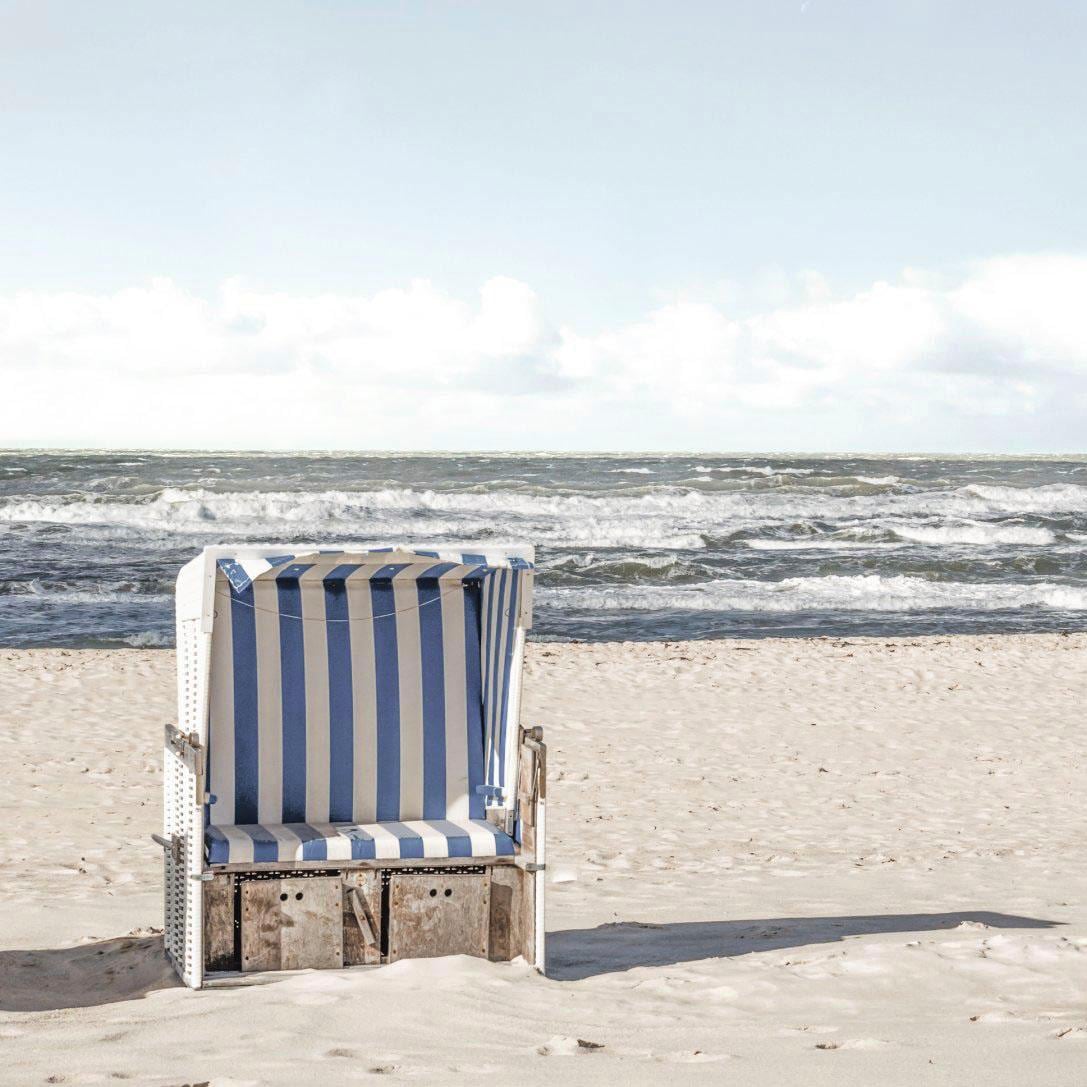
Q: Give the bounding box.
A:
[547,911,1063,980]
[0,912,1060,1011]
[154,544,544,989]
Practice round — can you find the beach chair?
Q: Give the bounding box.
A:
[157,544,544,988]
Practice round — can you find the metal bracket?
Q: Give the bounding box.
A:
[151,832,183,864]
[165,723,202,759]
[519,862,546,873]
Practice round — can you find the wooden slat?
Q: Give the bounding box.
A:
[342,871,382,966]
[521,866,536,965]
[388,872,490,962]
[488,866,520,962]
[203,874,236,972]
[240,881,281,972]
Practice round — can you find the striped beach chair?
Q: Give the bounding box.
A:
[157,544,544,988]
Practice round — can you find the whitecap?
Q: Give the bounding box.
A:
[538,575,1087,613]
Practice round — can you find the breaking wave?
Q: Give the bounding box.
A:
[5,482,1087,543]
[539,576,1087,613]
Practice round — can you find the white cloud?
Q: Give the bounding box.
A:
[2,255,1086,451]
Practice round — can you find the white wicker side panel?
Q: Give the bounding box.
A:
[165,617,209,988]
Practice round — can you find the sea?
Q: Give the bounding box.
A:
[2,451,1087,647]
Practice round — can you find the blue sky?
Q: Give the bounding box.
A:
[3,1,1086,451]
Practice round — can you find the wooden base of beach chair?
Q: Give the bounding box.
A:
[201,862,536,976]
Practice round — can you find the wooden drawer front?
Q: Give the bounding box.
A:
[241,877,344,972]
[388,872,490,962]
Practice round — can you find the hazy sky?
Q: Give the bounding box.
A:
[3,1,1086,451]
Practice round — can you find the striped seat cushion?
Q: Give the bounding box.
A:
[205,819,517,865]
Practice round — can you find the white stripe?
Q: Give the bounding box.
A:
[365,823,405,860]
[208,571,235,826]
[252,576,283,824]
[264,823,303,862]
[393,569,425,820]
[313,822,354,861]
[217,824,254,864]
[401,820,451,859]
[300,566,331,823]
[345,567,378,824]
[440,583,470,820]
[235,557,273,586]
[446,818,502,858]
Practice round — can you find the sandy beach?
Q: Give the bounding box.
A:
[1,634,1085,1085]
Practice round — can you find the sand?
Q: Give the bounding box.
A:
[1,635,1085,1085]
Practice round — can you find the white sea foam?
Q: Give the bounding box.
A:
[745,538,905,551]
[120,630,172,647]
[889,522,1055,546]
[7,480,1085,530]
[538,576,1087,613]
[609,467,654,474]
[695,465,815,476]
[3,482,1086,562]
[2,579,170,605]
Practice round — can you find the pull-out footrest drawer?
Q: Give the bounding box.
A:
[388,871,491,962]
[241,876,343,971]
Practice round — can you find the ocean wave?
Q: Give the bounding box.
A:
[694,465,815,476]
[120,630,172,647]
[959,484,1087,514]
[0,579,171,604]
[3,482,1087,563]
[538,576,1087,613]
[888,522,1055,546]
[744,538,905,551]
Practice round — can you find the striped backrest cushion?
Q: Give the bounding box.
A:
[206,553,497,827]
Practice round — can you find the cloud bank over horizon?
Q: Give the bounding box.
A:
[4,254,1086,453]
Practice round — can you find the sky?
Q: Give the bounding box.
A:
[2,0,1086,452]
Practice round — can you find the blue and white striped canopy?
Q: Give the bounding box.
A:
[204,548,532,830]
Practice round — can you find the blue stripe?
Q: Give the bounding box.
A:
[277,564,312,823]
[325,564,361,822]
[485,820,516,856]
[205,825,230,864]
[429,819,472,858]
[418,563,457,819]
[230,580,259,824]
[382,821,425,859]
[463,582,486,819]
[243,824,281,864]
[371,564,407,821]
[295,823,330,862]
[344,827,378,860]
